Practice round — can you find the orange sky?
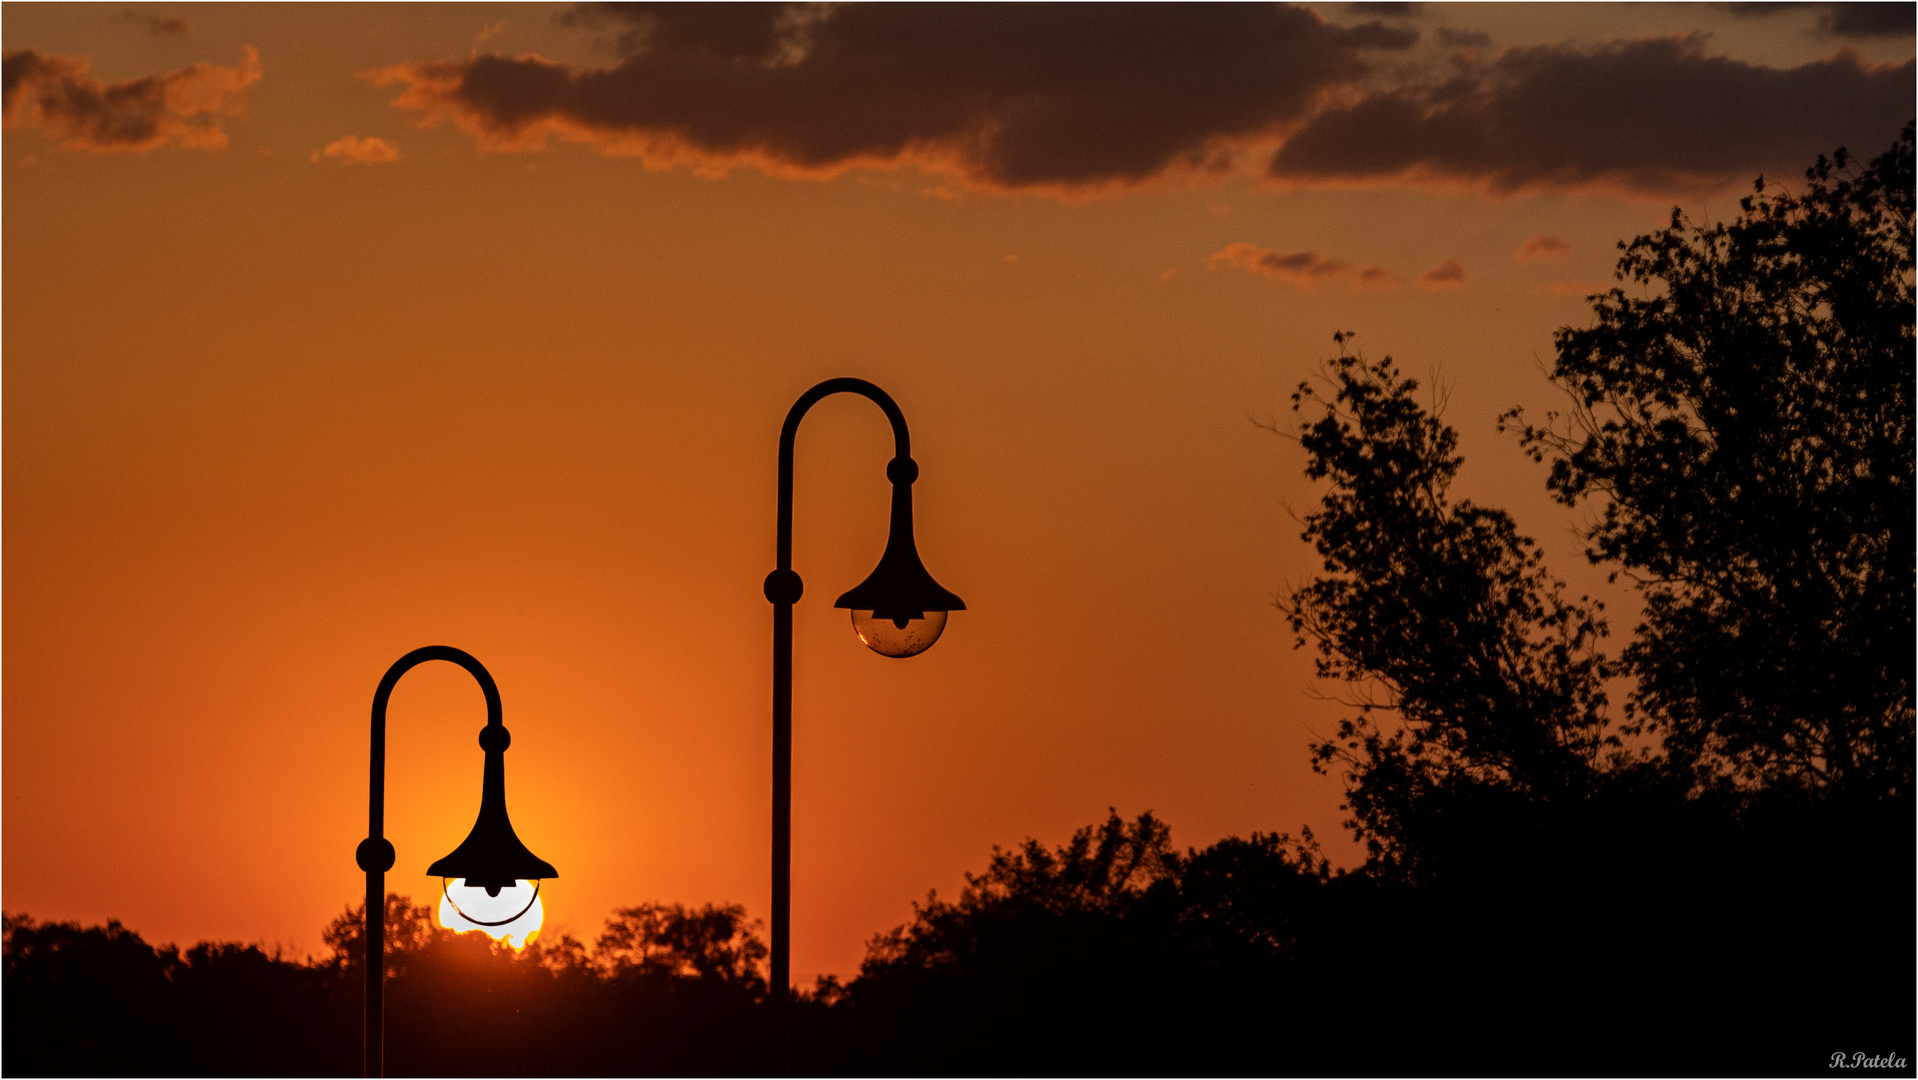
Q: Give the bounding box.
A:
[5,2,1911,984]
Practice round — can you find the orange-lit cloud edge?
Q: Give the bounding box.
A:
[355,58,1296,206]
[311,134,400,165]
[359,54,1772,205]
[5,26,1902,210]
[353,29,1913,205]
[1,47,262,153]
[1207,241,1404,294]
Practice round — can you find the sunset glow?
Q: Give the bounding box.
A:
[3,1,1908,990]
[438,878,544,950]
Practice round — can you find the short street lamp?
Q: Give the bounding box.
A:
[353,645,558,1077]
[762,378,966,999]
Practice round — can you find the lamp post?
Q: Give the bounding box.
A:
[353,645,559,1078]
[762,378,966,1003]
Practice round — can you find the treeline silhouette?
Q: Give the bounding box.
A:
[6,803,1909,1076]
[8,130,1913,1077]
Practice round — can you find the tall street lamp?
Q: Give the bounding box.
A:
[762,378,966,1001]
[353,645,559,1077]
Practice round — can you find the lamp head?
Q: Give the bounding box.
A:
[427,723,556,948]
[835,459,964,658]
[426,724,557,892]
[425,810,557,894]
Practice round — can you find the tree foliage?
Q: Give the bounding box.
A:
[594,902,767,993]
[319,891,450,980]
[4,913,343,1076]
[848,811,1340,1074]
[1510,123,1915,801]
[1281,339,1618,864]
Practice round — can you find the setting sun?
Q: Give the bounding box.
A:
[438,878,544,950]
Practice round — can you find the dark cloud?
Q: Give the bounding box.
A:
[1343,20,1421,49]
[368,3,1410,190]
[1821,2,1914,37]
[1723,2,1913,37]
[1347,2,1423,17]
[1268,36,1914,195]
[117,11,189,36]
[1435,26,1494,48]
[2,47,259,152]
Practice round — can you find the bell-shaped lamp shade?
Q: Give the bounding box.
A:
[427,726,557,948]
[835,478,964,658]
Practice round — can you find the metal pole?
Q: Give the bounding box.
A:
[362,860,385,1076]
[766,379,911,1019]
[770,599,793,1003]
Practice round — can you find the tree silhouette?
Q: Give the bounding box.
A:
[847,811,1339,1074]
[1273,126,1915,1075]
[1509,123,1915,802]
[319,891,451,982]
[3,914,178,1075]
[3,912,350,1077]
[316,894,771,1075]
[1281,340,1624,870]
[595,902,767,994]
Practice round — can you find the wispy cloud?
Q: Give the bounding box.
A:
[2,47,260,153]
[1207,241,1400,292]
[1515,235,1572,263]
[311,135,399,164]
[117,11,189,36]
[1415,259,1468,290]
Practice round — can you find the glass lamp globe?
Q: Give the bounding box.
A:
[851,608,949,658]
[835,471,964,659]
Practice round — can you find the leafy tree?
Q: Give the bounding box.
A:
[314,894,769,1074]
[2,914,179,1075]
[847,812,1337,1074]
[1509,123,1915,802]
[594,901,767,995]
[1266,130,1916,1073]
[1281,338,1619,868]
[318,892,450,981]
[3,912,351,1077]
[860,809,1177,980]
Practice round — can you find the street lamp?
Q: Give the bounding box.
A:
[353,645,559,1077]
[762,378,966,1000]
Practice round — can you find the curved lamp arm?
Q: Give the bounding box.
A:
[773,377,912,581]
[353,645,502,1078]
[366,646,503,852]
